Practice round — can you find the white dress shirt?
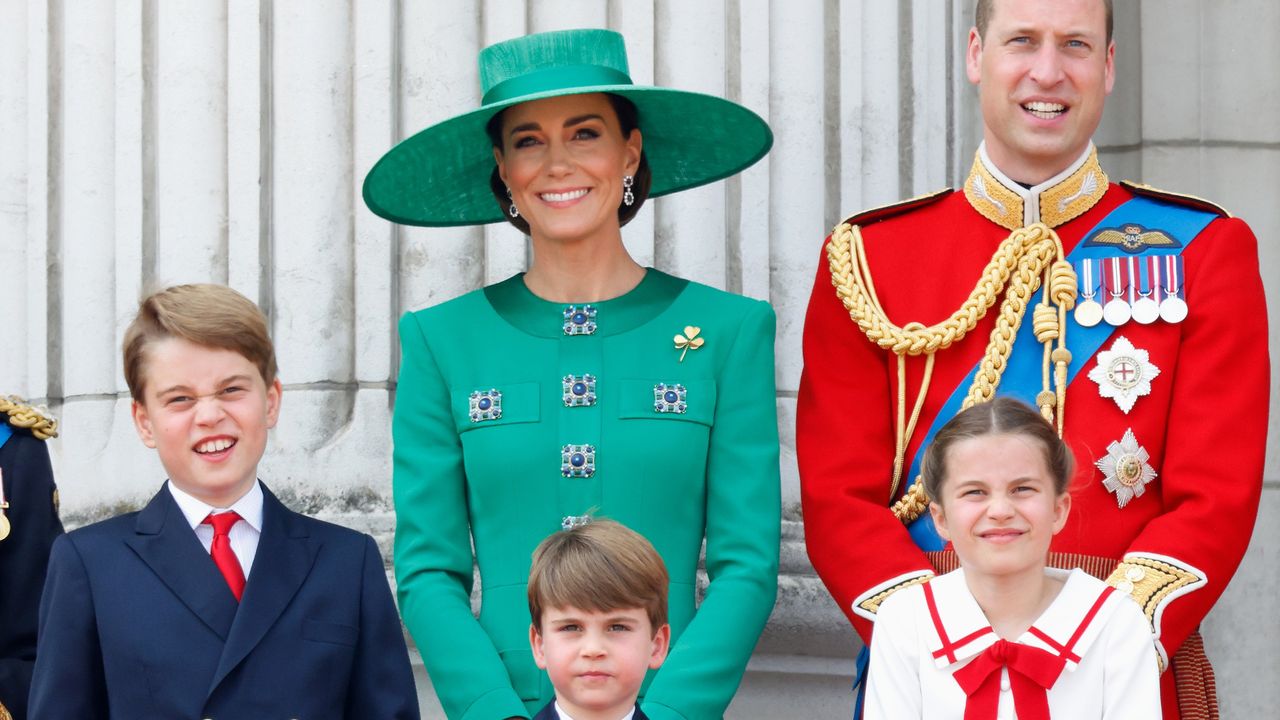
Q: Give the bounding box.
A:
[554,701,636,720]
[167,479,263,579]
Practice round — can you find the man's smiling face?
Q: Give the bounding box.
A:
[967,0,1115,184]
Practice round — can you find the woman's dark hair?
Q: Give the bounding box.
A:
[921,397,1075,505]
[486,93,652,235]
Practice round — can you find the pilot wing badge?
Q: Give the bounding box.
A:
[1084,224,1181,254]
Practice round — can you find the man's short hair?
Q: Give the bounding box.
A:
[527,519,669,633]
[122,284,278,402]
[976,0,1114,44]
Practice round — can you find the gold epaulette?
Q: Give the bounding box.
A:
[1,395,58,440]
[835,188,953,231]
[1120,180,1231,218]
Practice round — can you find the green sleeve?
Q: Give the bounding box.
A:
[641,300,782,720]
[392,311,530,720]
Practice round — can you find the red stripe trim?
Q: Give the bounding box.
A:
[1028,585,1116,664]
[940,628,995,658]
[1026,627,1078,664]
[1065,586,1116,653]
[922,582,956,663]
[924,582,995,663]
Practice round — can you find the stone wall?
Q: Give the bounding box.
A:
[1,1,1276,717]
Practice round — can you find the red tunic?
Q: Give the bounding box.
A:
[798,147,1269,719]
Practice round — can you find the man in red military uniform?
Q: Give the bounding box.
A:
[797,1,1270,718]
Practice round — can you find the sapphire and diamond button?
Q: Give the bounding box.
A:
[468,389,502,422]
[561,515,591,531]
[653,383,687,414]
[562,374,597,407]
[561,444,596,478]
[562,305,597,335]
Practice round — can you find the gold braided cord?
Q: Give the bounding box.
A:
[891,480,931,524]
[1,395,59,440]
[826,221,1076,522]
[958,224,1074,413]
[830,222,1027,356]
[889,348,936,500]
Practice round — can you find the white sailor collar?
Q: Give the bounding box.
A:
[923,568,1123,673]
[964,143,1109,230]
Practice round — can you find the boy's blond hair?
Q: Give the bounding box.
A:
[528,519,669,633]
[122,284,278,401]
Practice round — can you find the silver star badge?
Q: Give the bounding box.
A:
[1095,429,1157,509]
[1087,336,1160,414]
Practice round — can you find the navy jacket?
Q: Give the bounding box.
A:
[29,482,420,719]
[0,425,62,720]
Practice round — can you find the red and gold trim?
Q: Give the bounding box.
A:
[853,570,934,622]
[1119,180,1231,218]
[964,144,1109,230]
[1106,554,1207,670]
[837,187,952,230]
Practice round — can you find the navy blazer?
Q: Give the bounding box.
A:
[531,701,649,720]
[0,426,63,720]
[29,482,420,719]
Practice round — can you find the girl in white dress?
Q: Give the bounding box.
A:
[864,397,1160,719]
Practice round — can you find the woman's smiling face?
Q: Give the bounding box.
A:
[494,93,642,245]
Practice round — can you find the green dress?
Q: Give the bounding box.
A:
[393,269,780,720]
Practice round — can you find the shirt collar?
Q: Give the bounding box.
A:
[554,701,636,720]
[167,479,264,533]
[923,569,1000,668]
[1018,568,1123,671]
[963,142,1109,230]
[925,568,1122,673]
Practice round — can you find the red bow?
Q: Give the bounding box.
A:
[952,639,1066,720]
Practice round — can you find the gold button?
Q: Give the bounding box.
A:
[1116,580,1134,595]
[1126,566,1146,582]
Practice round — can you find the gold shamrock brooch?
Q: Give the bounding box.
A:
[673,326,705,362]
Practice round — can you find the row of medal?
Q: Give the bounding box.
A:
[0,469,10,541]
[1074,255,1187,327]
[1075,258,1176,507]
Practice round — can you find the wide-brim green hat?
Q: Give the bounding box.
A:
[362,28,773,227]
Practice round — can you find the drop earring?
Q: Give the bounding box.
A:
[506,187,519,218]
[622,175,635,207]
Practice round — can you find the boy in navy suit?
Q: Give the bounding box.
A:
[527,519,670,720]
[30,284,420,719]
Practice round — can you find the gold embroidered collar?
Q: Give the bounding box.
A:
[963,143,1108,230]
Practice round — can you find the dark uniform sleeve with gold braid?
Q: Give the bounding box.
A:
[0,427,64,720]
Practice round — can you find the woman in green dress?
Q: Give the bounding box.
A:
[363,28,779,720]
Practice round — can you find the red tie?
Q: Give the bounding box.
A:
[952,639,1067,720]
[203,511,246,601]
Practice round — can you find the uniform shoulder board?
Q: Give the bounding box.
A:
[0,395,58,440]
[838,187,953,228]
[1120,180,1232,219]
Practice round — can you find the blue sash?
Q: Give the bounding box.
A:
[0,422,12,448]
[902,196,1216,549]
